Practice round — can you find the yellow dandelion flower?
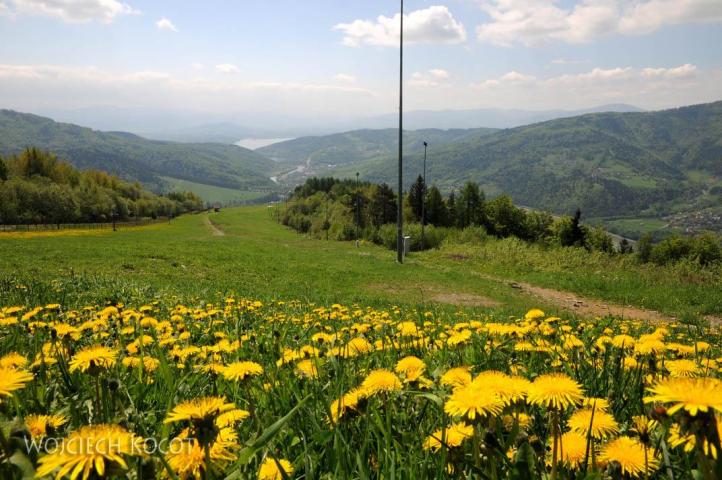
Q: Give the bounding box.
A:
[166,427,238,479]
[582,397,610,412]
[556,432,588,468]
[35,424,143,480]
[164,397,236,424]
[216,409,250,428]
[598,436,659,478]
[360,369,402,396]
[295,359,319,379]
[222,361,264,382]
[25,414,68,439]
[444,384,505,420]
[568,408,619,439]
[423,422,474,451]
[527,373,584,410]
[665,359,699,377]
[68,346,117,373]
[258,457,294,480]
[0,367,34,398]
[0,352,28,369]
[525,309,545,320]
[644,377,722,416]
[472,371,529,405]
[395,356,426,382]
[440,367,472,390]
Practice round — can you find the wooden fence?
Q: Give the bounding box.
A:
[0,217,171,232]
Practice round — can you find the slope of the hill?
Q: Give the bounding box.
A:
[0,110,276,192]
[331,101,722,218]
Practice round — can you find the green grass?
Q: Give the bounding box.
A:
[160,176,268,205]
[1,206,720,321]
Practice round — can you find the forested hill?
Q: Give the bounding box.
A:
[0,110,276,192]
[330,101,722,219]
[257,127,498,170]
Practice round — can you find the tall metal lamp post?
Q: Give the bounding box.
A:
[355,172,360,242]
[421,141,428,250]
[396,0,404,263]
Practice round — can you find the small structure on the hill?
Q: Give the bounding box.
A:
[213,203,221,213]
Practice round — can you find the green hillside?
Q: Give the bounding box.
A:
[258,127,497,172]
[0,109,276,193]
[328,101,722,224]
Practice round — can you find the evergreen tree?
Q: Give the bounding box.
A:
[0,156,7,181]
[446,191,457,228]
[456,181,485,228]
[370,183,397,227]
[619,238,634,254]
[407,175,425,222]
[425,186,447,227]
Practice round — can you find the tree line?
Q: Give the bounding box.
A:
[282,176,722,267]
[0,148,204,225]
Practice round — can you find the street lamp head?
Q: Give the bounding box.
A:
[423,141,428,147]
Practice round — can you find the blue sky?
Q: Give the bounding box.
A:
[1,0,721,120]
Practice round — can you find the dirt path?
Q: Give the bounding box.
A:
[204,216,225,236]
[473,272,722,325]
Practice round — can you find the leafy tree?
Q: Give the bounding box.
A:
[407,175,425,222]
[425,186,447,227]
[636,233,653,263]
[0,156,7,181]
[486,194,526,238]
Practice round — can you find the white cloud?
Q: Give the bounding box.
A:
[5,0,138,23]
[0,64,379,116]
[550,58,589,66]
[334,73,357,83]
[409,68,452,87]
[215,64,240,75]
[476,0,722,47]
[156,17,177,32]
[333,5,467,47]
[191,63,205,71]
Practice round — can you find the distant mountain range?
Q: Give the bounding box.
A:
[35,104,644,144]
[267,101,722,220]
[0,110,275,193]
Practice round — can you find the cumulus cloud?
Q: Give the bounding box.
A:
[409,68,452,87]
[156,17,177,32]
[4,0,138,23]
[476,0,722,47]
[215,64,240,75]
[0,63,379,115]
[333,5,466,47]
[334,73,357,83]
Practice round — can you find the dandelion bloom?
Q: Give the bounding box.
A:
[644,377,722,416]
[440,367,472,390]
[0,367,34,398]
[222,361,264,381]
[556,432,588,468]
[328,388,364,424]
[35,424,144,480]
[258,457,294,480]
[423,422,474,451]
[568,408,619,439]
[444,384,505,420]
[166,427,238,478]
[472,371,529,405]
[665,359,699,378]
[25,414,68,439]
[216,409,250,428]
[295,359,319,379]
[395,356,426,382]
[68,346,117,373]
[360,369,402,396]
[599,436,659,478]
[527,373,584,410]
[0,352,28,369]
[164,396,236,424]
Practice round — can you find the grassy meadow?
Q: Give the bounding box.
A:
[1,207,722,479]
